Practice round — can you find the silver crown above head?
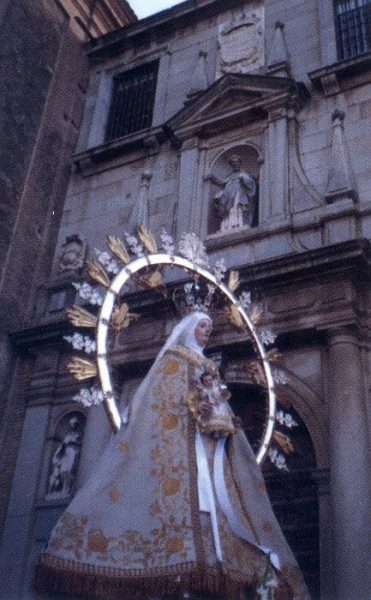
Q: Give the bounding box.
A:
[172,279,216,316]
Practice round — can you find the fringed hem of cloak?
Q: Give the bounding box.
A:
[34,558,293,600]
[33,559,294,600]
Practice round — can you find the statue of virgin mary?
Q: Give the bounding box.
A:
[35,312,311,600]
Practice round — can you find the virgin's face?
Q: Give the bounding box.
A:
[194,318,212,348]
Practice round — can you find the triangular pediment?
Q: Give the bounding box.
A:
[205,88,262,117]
[166,73,305,140]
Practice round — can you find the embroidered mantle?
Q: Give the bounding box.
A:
[35,348,310,600]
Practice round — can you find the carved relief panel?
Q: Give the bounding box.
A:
[216,4,265,79]
[58,233,87,274]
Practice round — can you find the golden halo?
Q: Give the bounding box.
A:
[95,252,276,465]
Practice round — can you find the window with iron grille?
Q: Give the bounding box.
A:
[105,61,159,142]
[334,0,371,60]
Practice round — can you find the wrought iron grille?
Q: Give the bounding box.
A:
[335,0,371,60]
[105,61,159,142]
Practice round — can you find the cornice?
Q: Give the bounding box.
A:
[72,126,166,172]
[309,51,371,96]
[10,239,370,351]
[72,72,309,171]
[237,238,370,287]
[85,0,250,61]
[9,320,69,351]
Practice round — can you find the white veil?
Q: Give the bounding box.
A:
[155,311,212,363]
[123,311,212,424]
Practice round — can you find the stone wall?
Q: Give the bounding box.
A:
[0,0,63,279]
[0,0,88,560]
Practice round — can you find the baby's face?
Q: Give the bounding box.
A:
[202,374,214,389]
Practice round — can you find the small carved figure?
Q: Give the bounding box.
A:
[195,370,237,437]
[58,234,86,273]
[209,155,256,232]
[46,416,83,499]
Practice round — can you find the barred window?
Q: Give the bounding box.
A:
[105,61,159,142]
[334,0,371,60]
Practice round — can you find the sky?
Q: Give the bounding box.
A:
[129,0,184,19]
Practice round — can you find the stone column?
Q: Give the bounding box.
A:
[327,327,370,600]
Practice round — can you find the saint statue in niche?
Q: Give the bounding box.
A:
[36,312,310,600]
[46,415,83,500]
[209,155,256,233]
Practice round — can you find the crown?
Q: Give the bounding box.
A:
[172,278,216,316]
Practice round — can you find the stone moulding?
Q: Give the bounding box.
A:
[166,72,309,144]
[309,51,371,96]
[73,72,309,173]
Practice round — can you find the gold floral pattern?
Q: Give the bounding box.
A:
[109,488,120,502]
[165,537,184,554]
[161,412,178,430]
[162,358,180,375]
[162,477,180,496]
[49,511,193,568]
[87,529,109,554]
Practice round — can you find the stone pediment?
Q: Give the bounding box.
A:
[166,73,307,140]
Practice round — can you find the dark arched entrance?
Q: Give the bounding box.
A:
[229,383,320,600]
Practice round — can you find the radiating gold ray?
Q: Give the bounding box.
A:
[67,356,97,381]
[107,235,130,264]
[86,260,110,288]
[66,305,97,328]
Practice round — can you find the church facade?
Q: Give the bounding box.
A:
[0,1,370,599]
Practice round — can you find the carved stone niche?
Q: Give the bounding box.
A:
[58,233,87,275]
[207,145,260,235]
[45,411,86,501]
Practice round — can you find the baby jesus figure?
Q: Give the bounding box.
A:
[195,371,239,438]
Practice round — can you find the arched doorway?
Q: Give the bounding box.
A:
[229,383,321,599]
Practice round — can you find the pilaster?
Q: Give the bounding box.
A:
[176,137,201,237]
[265,107,289,221]
[326,326,370,600]
[87,71,112,149]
